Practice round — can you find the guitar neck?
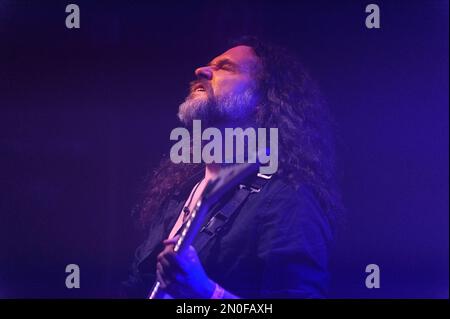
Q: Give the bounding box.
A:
[173,197,210,254]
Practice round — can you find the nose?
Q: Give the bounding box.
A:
[195,66,213,80]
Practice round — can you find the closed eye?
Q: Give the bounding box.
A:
[220,62,235,71]
[208,59,238,72]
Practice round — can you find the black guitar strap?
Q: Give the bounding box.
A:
[192,172,273,254]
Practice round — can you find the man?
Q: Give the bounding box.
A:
[123,37,342,299]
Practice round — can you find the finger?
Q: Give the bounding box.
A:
[158,255,172,272]
[163,235,180,245]
[160,258,186,287]
[157,262,165,279]
[158,250,181,270]
[157,244,175,262]
[159,255,186,285]
[158,251,187,277]
[157,250,169,262]
[164,252,188,274]
[156,266,168,289]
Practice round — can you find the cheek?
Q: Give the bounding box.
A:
[214,76,253,97]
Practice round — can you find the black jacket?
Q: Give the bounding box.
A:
[122,173,333,298]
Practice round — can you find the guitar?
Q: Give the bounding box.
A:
[148,162,259,299]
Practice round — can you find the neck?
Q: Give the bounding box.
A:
[202,118,257,181]
[205,163,221,181]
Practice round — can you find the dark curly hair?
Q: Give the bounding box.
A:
[136,36,343,230]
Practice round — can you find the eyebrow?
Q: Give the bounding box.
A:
[207,58,238,68]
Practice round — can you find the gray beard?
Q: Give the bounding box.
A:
[177,88,257,127]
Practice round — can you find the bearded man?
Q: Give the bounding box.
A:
[122,37,342,299]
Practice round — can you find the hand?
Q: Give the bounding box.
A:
[156,235,216,299]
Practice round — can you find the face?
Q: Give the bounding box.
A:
[178,45,261,127]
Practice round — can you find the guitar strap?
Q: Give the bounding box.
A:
[192,173,273,254]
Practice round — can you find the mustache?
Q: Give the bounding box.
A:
[189,79,212,94]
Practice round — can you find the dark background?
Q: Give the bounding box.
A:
[0,0,448,298]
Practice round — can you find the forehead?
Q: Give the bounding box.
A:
[210,45,260,69]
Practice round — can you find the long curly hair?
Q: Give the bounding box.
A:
[136,36,343,230]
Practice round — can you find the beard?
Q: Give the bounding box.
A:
[177,85,258,128]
